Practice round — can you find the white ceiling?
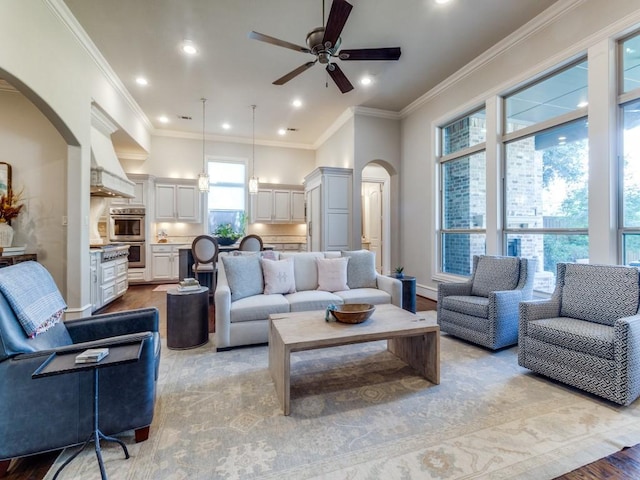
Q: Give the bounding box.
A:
[62,0,559,149]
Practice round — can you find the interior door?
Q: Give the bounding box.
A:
[363,182,383,272]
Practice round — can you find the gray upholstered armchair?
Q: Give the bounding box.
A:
[519,262,640,406]
[0,262,160,476]
[437,255,536,350]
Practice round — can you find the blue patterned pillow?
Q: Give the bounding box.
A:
[221,255,264,302]
[341,250,377,289]
[470,256,520,297]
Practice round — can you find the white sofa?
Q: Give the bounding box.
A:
[214,251,402,350]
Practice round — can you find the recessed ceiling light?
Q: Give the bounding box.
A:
[135,77,148,86]
[577,101,588,108]
[181,41,198,55]
[360,76,373,86]
[158,116,169,124]
[278,128,287,136]
[222,123,231,130]
[435,0,451,4]
[292,99,302,108]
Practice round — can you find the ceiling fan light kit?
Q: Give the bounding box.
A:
[248,0,401,94]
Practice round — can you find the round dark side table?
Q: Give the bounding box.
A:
[166,286,209,349]
[392,275,416,313]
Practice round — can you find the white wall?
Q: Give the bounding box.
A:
[400,0,640,299]
[0,90,67,286]
[315,117,354,169]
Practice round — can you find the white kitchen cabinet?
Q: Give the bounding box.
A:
[151,244,186,281]
[304,167,352,251]
[251,185,305,224]
[90,250,100,312]
[291,191,305,222]
[111,175,148,206]
[154,180,200,222]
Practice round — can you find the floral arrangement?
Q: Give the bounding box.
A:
[0,189,24,224]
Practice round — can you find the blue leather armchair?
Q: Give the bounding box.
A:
[437,255,536,350]
[0,266,160,476]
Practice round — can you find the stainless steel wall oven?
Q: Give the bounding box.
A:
[109,207,145,242]
[124,242,145,268]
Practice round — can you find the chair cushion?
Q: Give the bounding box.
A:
[560,263,639,326]
[471,256,520,297]
[221,254,264,302]
[316,257,349,292]
[230,294,290,323]
[285,290,343,312]
[334,288,391,305]
[441,295,489,318]
[341,250,377,289]
[261,257,296,295]
[527,317,615,360]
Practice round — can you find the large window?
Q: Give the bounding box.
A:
[438,109,487,276]
[207,160,246,234]
[619,32,640,265]
[503,60,589,293]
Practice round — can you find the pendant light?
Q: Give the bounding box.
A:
[249,104,259,195]
[197,97,210,192]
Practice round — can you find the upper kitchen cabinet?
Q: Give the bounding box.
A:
[110,174,150,206]
[155,179,200,222]
[251,184,305,224]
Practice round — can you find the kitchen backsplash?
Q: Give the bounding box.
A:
[150,222,307,244]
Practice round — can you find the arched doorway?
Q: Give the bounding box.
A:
[361,161,392,275]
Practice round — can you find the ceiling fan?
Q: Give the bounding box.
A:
[248,0,401,93]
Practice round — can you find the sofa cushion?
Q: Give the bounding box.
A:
[317,257,349,292]
[230,294,290,323]
[261,257,296,295]
[341,250,377,289]
[471,256,520,297]
[285,290,344,312]
[441,295,489,318]
[561,263,639,326]
[334,288,391,305]
[527,317,615,360]
[221,254,264,302]
[281,252,324,291]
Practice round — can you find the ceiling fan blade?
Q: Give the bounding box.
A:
[273,61,317,85]
[248,31,310,54]
[339,47,402,61]
[326,63,354,93]
[322,0,353,49]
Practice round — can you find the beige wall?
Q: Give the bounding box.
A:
[400,0,640,299]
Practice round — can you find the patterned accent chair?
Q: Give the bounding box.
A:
[519,262,640,406]
[437,255,536,350]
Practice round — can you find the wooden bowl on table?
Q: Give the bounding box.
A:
[330,304,376,324]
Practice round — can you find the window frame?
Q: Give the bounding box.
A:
[206,158,248,234]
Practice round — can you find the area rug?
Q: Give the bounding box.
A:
[151,284,176,292]
[44,311,640,479]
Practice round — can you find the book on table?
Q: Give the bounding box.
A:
[178,278,201,291]
[75,347,109,364]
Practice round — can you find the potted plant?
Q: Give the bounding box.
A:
[394,266,404,279]
[0,189,24,247]
[213,223,242,246]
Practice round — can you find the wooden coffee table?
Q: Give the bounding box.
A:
[268,303,440,415]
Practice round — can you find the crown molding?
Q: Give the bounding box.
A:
[400,0,588,118]
[312,108,355,149]
[352,106,401,120]
[45,0,154,133]
[152,129,315,150]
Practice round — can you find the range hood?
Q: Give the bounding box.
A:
[90,107,135,198]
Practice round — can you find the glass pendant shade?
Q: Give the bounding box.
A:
[249,176,259,194]
[198,172,209,192]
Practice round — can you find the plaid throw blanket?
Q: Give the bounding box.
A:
[0,261,67,338]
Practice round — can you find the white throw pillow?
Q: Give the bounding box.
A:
[316,257,350,292]
[261,257,296,295]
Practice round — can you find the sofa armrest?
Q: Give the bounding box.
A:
[65,307,159,344]
[376,274,402,308]
[615,315,640,404]
[214,263,232,349]
[437,281,472,301]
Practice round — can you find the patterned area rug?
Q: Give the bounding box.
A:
[44,311,640,479]
[151,284,177,292]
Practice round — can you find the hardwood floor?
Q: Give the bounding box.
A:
[3,289,637,479]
